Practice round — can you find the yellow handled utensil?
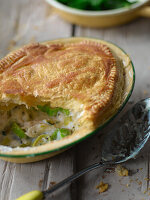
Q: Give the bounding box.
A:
[16,191,43,200]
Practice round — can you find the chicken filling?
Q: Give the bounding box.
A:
[0,105,75,148]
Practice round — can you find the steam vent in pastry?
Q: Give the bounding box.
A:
[0,38,124,155]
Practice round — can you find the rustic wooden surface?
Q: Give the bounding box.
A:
[0,0,150,199]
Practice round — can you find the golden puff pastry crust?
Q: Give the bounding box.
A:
[0,37,125,155]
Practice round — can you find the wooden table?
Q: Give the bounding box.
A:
[0,0,150,199]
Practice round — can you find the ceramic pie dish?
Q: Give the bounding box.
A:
[46,0,150,27]
[0,37,135,163]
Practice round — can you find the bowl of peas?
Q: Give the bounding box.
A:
[46,0,150,27]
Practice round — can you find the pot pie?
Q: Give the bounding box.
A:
[0,38,124,152]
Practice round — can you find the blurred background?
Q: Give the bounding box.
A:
[0,0,150,200]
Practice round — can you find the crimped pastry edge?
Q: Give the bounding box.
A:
[0,37,130,155]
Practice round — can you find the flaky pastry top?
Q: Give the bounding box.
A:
[0,38,124,137]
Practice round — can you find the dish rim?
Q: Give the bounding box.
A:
[0,38,135,158]
[46,0,148,16]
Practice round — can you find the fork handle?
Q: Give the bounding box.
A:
[44,161,105,198]
[16,161,108,200]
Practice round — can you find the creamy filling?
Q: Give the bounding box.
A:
[0,105,77,148]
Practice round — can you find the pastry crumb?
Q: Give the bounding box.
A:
[126,183,130,187]
[144,178,149,181]
[50,181,56,185]
[115,164,129,176]
[138,181,142,185]
[38,179,43,188]
[96,181,109,193]
[48,181,56,190]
